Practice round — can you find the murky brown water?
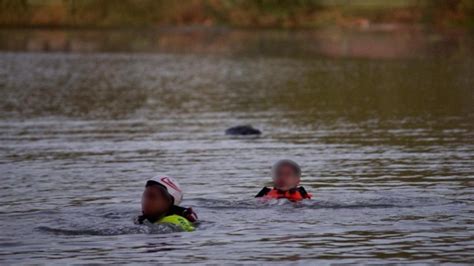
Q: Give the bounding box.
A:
[0,28,473,264]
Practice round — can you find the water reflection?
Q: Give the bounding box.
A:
[1,27,472,59]
[0,52,472,122]
[0,28,473,264]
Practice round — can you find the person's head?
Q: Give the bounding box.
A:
[272,159,301,191]
[141,176,183,217]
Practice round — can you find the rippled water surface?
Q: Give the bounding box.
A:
[0,28,473,264]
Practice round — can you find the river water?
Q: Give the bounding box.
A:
[0,28,473,264]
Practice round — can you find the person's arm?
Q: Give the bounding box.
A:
[182,207,198,223]
[298,186,312,199]
[255,187,271,197]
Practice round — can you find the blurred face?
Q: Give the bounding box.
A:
[141,185,172,217]
[273,164,300,191]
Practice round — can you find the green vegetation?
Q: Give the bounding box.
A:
[0,0,473,29]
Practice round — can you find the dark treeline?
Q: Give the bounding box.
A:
[0,0,473,29]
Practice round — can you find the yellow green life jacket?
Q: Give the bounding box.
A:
[156,214,195,232]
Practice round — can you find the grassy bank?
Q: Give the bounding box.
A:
[0,0,473,29]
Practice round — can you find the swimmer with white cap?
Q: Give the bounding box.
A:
[136,176,197,232]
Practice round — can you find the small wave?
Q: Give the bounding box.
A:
[37,223,182,236]
[192,195,462,210]
[37,225,147,236]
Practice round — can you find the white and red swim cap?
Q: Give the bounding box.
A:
[146,176,183,205]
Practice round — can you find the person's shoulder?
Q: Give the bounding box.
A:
[169,205,198,222]
[160,214,195,232]
[297,186,312,199]
[298,186,308,193]
[162,214,190,223]
[255,187,272,197]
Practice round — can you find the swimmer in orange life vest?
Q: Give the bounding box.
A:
[255,159,312,202]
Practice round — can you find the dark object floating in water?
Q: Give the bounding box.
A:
[225,125,262,135]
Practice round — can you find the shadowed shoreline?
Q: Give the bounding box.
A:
[1,26,471,60]
[1,0,473,29]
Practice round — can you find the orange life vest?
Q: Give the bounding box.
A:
[255,187,312,202]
